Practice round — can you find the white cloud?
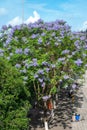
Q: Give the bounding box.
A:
[80,21,87,31]
[8,16,22,26]
[8,11,40,26]
[25,11,40,24]
[0,8,7,15]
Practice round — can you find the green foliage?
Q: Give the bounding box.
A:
[0,58,30,130]
[50,86,57,95]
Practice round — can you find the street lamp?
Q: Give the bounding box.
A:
[86,29,87,39]
[22,0,24,24]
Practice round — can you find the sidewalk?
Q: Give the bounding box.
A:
[72,72,87,130]
[29,90,73,130]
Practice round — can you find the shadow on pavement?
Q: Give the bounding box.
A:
[28,85,83,130]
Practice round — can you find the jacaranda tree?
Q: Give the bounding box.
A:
[0,19,87,129]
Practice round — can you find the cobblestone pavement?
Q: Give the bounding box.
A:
[72,72,87,130]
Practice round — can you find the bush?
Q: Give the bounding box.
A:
[0,58,30,130]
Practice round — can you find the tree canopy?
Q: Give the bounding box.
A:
[0,19,87,129]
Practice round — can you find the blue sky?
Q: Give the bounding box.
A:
[0,0,87,31]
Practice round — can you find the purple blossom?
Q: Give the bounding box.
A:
[0,49,4,56]
[42,95,51,101]
[10,53,13,56]
[45,68,50,73]
[36,19,44,24]
[80,36,85,40]
[57,20,66,24]
[85,45,87,50]
[2,25,8,30]
[53,24,61,30]
[38,78,43,83]
[15,63,21,68]
[51,64,56,68]
[15,48,22,54]
[62,49,70,54]
[63,75,69,79]
[22,69,27,73]
[29,23,38,28]
[42,61,46,66]
[60,31,64,38]
[8,33,13,39]
[74,40,80,48]
[38,69,44,74]
[64,24,71,32]
[13,25,21,30]
[6,38,11,45]
[55,42,59,46]
[58,57,65,62]
[31,34,38,39]
[16,25,21,30]
[46,27,52,31]
[10,28,15,35]
[34,74,38,78]
[28,62,38,67]
[70,37,74,40]
[32,58,38,66]
[24,48,29,55]
[42,61,49,66]
[38,38,43,44]
[0,49,4,53]
[8,24,12,28]
[0,33,4,39]
[33,62,38,66]
[75,59,83,66]
[25,63,29,68]
[72,84,77,89]
[32,58,37,62]
[51,32,56,37]
[22,37,27,43]
[46,42,50,45]
[72,51,76,55]
[20,69,27,73]
[41,82,45,87]
[41,32,46,36]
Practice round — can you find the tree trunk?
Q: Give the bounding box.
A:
[44,120,49,130]
[53,100,56,109]
[51,109,54,118]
